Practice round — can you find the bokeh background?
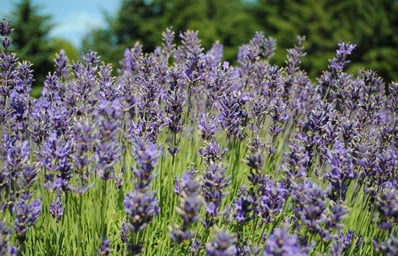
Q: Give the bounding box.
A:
[2,0,398,96]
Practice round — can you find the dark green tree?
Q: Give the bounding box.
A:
[82,0,163,69]
[82,0,260,68]
[11,0,55,88]
[252,0,398,82]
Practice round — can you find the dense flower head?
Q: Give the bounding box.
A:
[12,197,42,242]
[329,42,356,73]
[198,114,219,141]
[206,230,237,256]
[375,184,398,230]
[232,186,255,223]
[374,233,398,256]
[263,226,308,256]
[202,164,230,227]
[123,190,159,232]
[171,170,202,243]
[49,194,63,222]
[40,132,72,192]
[325,140,356,201]
[0,19,12,37]
[258,177,288,224]
[131,136,161,190]
[219,90,250,140]
[0,19,12,50]
[97,239,113,256]
[330,229,358,256]
[199,140,227,165]
[291,180,330,239]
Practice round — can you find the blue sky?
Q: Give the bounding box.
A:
[1,0,121,48]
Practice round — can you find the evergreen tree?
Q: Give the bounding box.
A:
[82,0,260,68]
[11,0,55,88]
[252,0,398,81]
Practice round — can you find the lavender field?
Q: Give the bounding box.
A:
[0,20,397,255]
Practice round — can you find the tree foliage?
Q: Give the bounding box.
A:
[83,0,398,82]
[10,0,55,88]
[251,0,398,81]
[82,0,260,68]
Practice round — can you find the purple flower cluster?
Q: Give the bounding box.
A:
[49,194,63,222]
[97,239,113,256]
[206,230,237,256]
[0,221,18,256]
[201,164,230,228]
[122,136,161,253]
[171,169,202,243]
[263,226,309,256]
[12,196,42,243]
[375,184,398,231]
[290,179,346,241]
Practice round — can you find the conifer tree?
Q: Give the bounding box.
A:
[11,0,55,90]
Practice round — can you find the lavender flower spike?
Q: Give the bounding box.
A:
[13,197,42,242]
[123,190,159,232]
[264,226,308,256]
[50,194,63,222]
[97,239,113,256]
[206,229,237,256]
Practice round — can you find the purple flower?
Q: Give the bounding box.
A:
[199,140,227,165]
[329,42,356,73]
[171,170,202,243]
[12,197,42,242]
[54,49,69,79]
[8,246,18,256]
[120,221,129,243]
[258,178,288,224]
[285,36,306,74]
[326,140,356,201]
[206,230,237,256]
[198,114,219,141]
[375,185,398,231]
[0,19,12,50]
[41,132,72,192]
[123,190,159,232]
[93,100,122,180]
[374,233,398,255]
[330,230,356,256]
[164,68,185,134]
[50,194,63,222]
[219,91,249,140]
[0,19,12,37]
[291,180,330,240]
[0,221,13,255]
[232,187,255,223]
[202,164,230,227]
[97,239,113,256]
[169,228,194,244]
[161,27,175,60]
[263,226,308,256]
[131,136,161,190]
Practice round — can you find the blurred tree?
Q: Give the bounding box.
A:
[82,0,162,69]
[82,0,260,68]
[331,0,398,82]
[11,0,55,88]
[50,38,80,62]
[252,0,398,82]
[159,0,261,60]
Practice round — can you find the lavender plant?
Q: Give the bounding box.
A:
[0,18,397,255]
